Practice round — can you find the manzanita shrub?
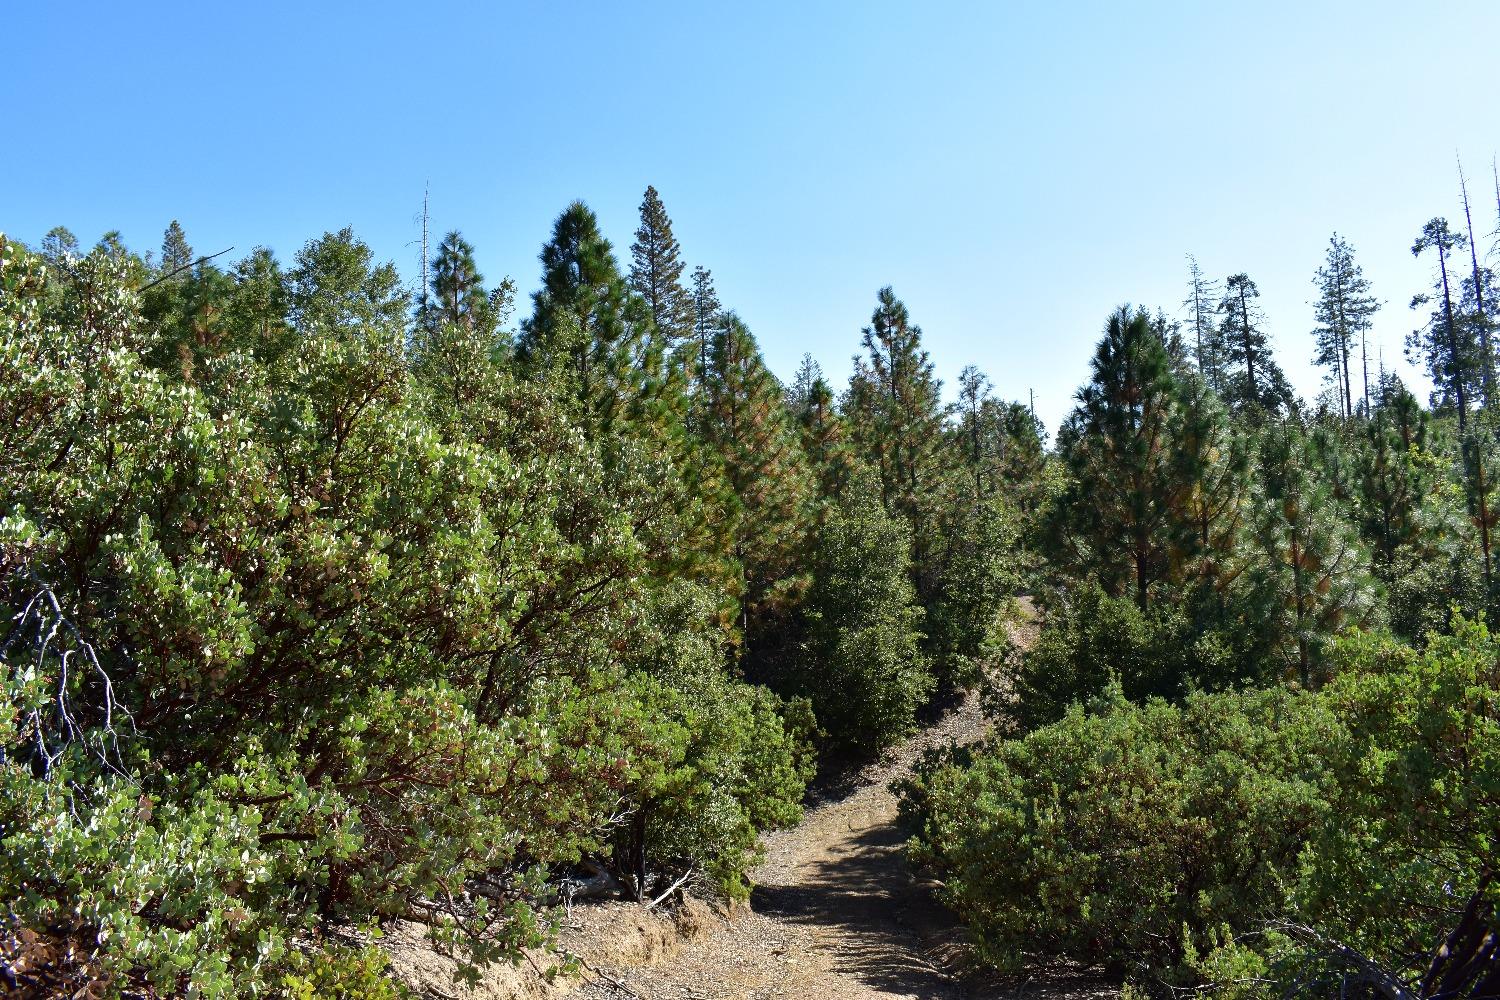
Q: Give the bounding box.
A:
[899,618,1500,996]
[0,234,814,996]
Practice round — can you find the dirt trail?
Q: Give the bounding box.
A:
[563,607,1115,1000]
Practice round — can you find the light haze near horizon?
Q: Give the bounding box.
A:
[5,1,1499,433]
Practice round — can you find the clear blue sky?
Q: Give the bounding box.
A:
[6,1,1499,432]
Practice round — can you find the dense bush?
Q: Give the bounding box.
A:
[0,232,819,995]
[902,617,1500,996]
[1005,585,1274,732]
[924,493,1024,689]
[900,684,1340,984]
[615,581,816,900]
[792,476,934,755]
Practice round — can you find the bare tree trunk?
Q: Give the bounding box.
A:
[1362,327,1371,416]
[1460,157,1494,408]
[1239,288,1257,402]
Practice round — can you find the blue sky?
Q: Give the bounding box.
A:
[5,1,1499,432]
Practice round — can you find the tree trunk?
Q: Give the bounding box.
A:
[1239,289,1257,402]
[1461,162,1495,407]
[1440,246,1469,434]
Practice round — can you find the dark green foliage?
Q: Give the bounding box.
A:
[923,493,1023,687]
[792,473,933,754]
[419,230,507,346]
[1294,622,1500,983]
[288,226,409,337]
[1218,273,1294,413]
[1008,585,1271,732]
[1050,306,1197,611]
[0,229,813,996]
[900,683,1340,985]
[792,371,850,501]
[517,201,658,430]
[1247,421,1380,686]
[628,185,694,349]
[902,619,1500,996]
[688,265,721,390]
[38,225,80,274]
[846,287,952,557]
[159,219,194,274]
[19,173,1498,1000]
[617,582,815,899]
[699,313,815,637]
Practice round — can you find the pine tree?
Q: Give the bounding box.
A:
[1050,306,1197,611]
[689,266,721,385]
[421,231,497,337]
[1409,218,1475,433]
[785,353,824,415]
[224,247,291,361]
[795,375,850,501]
[39,225,79,274]
[628,186,694,350]
[413,238,515,417]
[845,287,952,596]
[956,364,994,498]
[1174,375,1252,600]
[1356,404,1430,569]
[518,201,653,428]
[1183,255,1223,385]
[159,220,195,277]
[1218,273,1293,412]
[994,400,1047,501]
[140,221,238,378]
[1311,234,1380,420]
[1249,420,1378,687]
[701,313,815,637]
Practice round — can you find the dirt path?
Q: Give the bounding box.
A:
[563,608,1115,1000]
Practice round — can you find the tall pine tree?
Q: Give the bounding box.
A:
[845,286,951,597]
[628,186,694,350]
[1409,218,1475,432]
[1050,306,1197,611]
[1218,273,1293,412]
[700,314,815,639]
[1311,234,1380,419]
[518,201,655,429]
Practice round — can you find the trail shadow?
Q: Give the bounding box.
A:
[753,815,965,998]
[753,814,1118,999]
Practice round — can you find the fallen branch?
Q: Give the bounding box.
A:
[138,247,234,291]
[645,867,693,911]
[570,952,641,999]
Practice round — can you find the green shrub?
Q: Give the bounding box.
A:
[616,582,816,899]
[1007,585,1273,732]
[0,233,813,994]
[1295,620,1500,975]
[924,493,1023,689]
[795,480,933,755]
[900,684,1340,985]
[903,615,1500,996]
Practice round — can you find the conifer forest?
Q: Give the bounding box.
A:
[6,46,1500,989]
